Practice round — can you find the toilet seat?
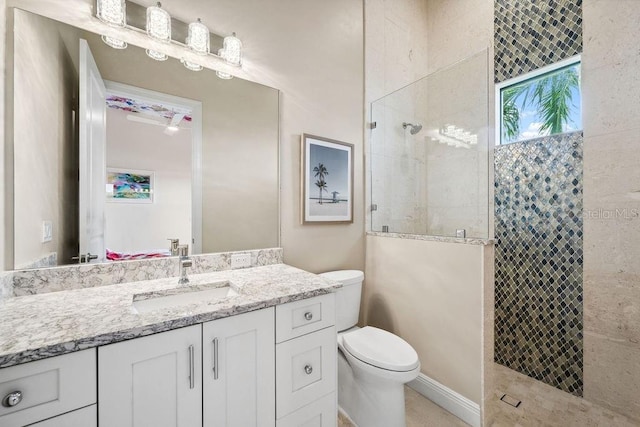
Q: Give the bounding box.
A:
[342,326,419,372]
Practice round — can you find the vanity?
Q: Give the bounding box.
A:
[0,262,340,427]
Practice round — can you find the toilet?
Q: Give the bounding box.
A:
[320,270,420,427]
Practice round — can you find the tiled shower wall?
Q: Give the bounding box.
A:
[493,0,584,395]
[494,0,582,83]
[494,133,584,396]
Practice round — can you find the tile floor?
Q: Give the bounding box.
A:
[338,386,470,426]
[484,363,639,426]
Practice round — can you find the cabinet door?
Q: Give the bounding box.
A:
[98,325,202,427]
[203,308,275,427]
[27,404,96,427]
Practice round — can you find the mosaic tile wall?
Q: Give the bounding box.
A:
[494,132,584,396]
[494,0,583,82]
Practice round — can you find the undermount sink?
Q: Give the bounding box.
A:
[132,280,239,314]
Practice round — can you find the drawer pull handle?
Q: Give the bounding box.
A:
[304,364,313,375]
[3,391,22,408]
[304,312,313,321]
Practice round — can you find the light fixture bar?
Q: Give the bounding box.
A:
[118,1,224,52]
[95,0,242,75]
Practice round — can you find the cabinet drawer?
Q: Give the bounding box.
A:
[276,294,335,343]
[27,404,97,427]
[276,393,336,427]
[0,349,97,427]
[276,326,336,418]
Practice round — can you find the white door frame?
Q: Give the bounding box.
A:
[79,39,107,263]
[103,81,204,254]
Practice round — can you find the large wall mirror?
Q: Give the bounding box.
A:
[8,8,280,270]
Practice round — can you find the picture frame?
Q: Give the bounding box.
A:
[106,168,154,203]
[301,134,353,224]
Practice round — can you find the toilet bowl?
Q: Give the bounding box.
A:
[320,270,420,427]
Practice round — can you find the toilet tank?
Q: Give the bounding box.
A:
[319,270,364,332]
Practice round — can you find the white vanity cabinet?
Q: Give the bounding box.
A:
[0,349,97,427]
[203,308,275,426]
[275,294,337,427]
[98,324,203,427]
[98,307,275,427]
[27,405,97,426]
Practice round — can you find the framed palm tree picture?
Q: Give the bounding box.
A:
[301,134,353,224]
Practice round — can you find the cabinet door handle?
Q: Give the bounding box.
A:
[188,345,195,389]
[304,364,313,375]
[304,312,313,321]
[212,338,219,380]
[2,391,23,407]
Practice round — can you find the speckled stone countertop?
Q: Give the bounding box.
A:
[0,264,339,369]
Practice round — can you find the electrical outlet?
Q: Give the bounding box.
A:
[42,221,53,243]
[230,253,251,269]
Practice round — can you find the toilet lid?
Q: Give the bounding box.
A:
[342,326,419,372]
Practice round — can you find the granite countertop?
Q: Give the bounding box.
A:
[0,264,340,369]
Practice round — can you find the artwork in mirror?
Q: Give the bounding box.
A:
[106,169,154,203]
[9,9,280,270]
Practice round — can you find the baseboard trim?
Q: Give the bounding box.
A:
[408,373,481,427]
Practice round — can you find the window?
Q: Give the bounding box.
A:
[497,57,582,145]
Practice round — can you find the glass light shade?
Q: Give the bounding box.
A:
[181,58,203,71]
[146,49,168,61]
[186,18,210,55]
[97,0,126,27]
[101,35,127,49]
[146,2,171,42]
[222,32,242,66]
[216,49,233,79]
[216,71,233,80]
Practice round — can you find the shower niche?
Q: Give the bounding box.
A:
[369,51,490,239]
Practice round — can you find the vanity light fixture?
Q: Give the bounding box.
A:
[215,49,233,79]
[96,0,128,49]
[222,32,242,66]
[145,2,171,61]
[179,18,208,71]
[186,18,210,55]
[97,0,126,26]
[94,1,244,77]
[440,125,478,145]
[101,35,127,49]
[181,58,203,71]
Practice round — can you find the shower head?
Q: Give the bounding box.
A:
[402,122,423,135]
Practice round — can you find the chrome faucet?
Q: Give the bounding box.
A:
[168,238,180,256]
[177,245,192,285]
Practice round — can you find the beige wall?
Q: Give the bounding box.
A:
[582,0,640,421]
[2,0,364,273]
[364,236,485,402]
[105,108,191,254]
[0,0,6,270]
[13,10,78,268]
[425,0,493,75]
[363,0,492,405]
